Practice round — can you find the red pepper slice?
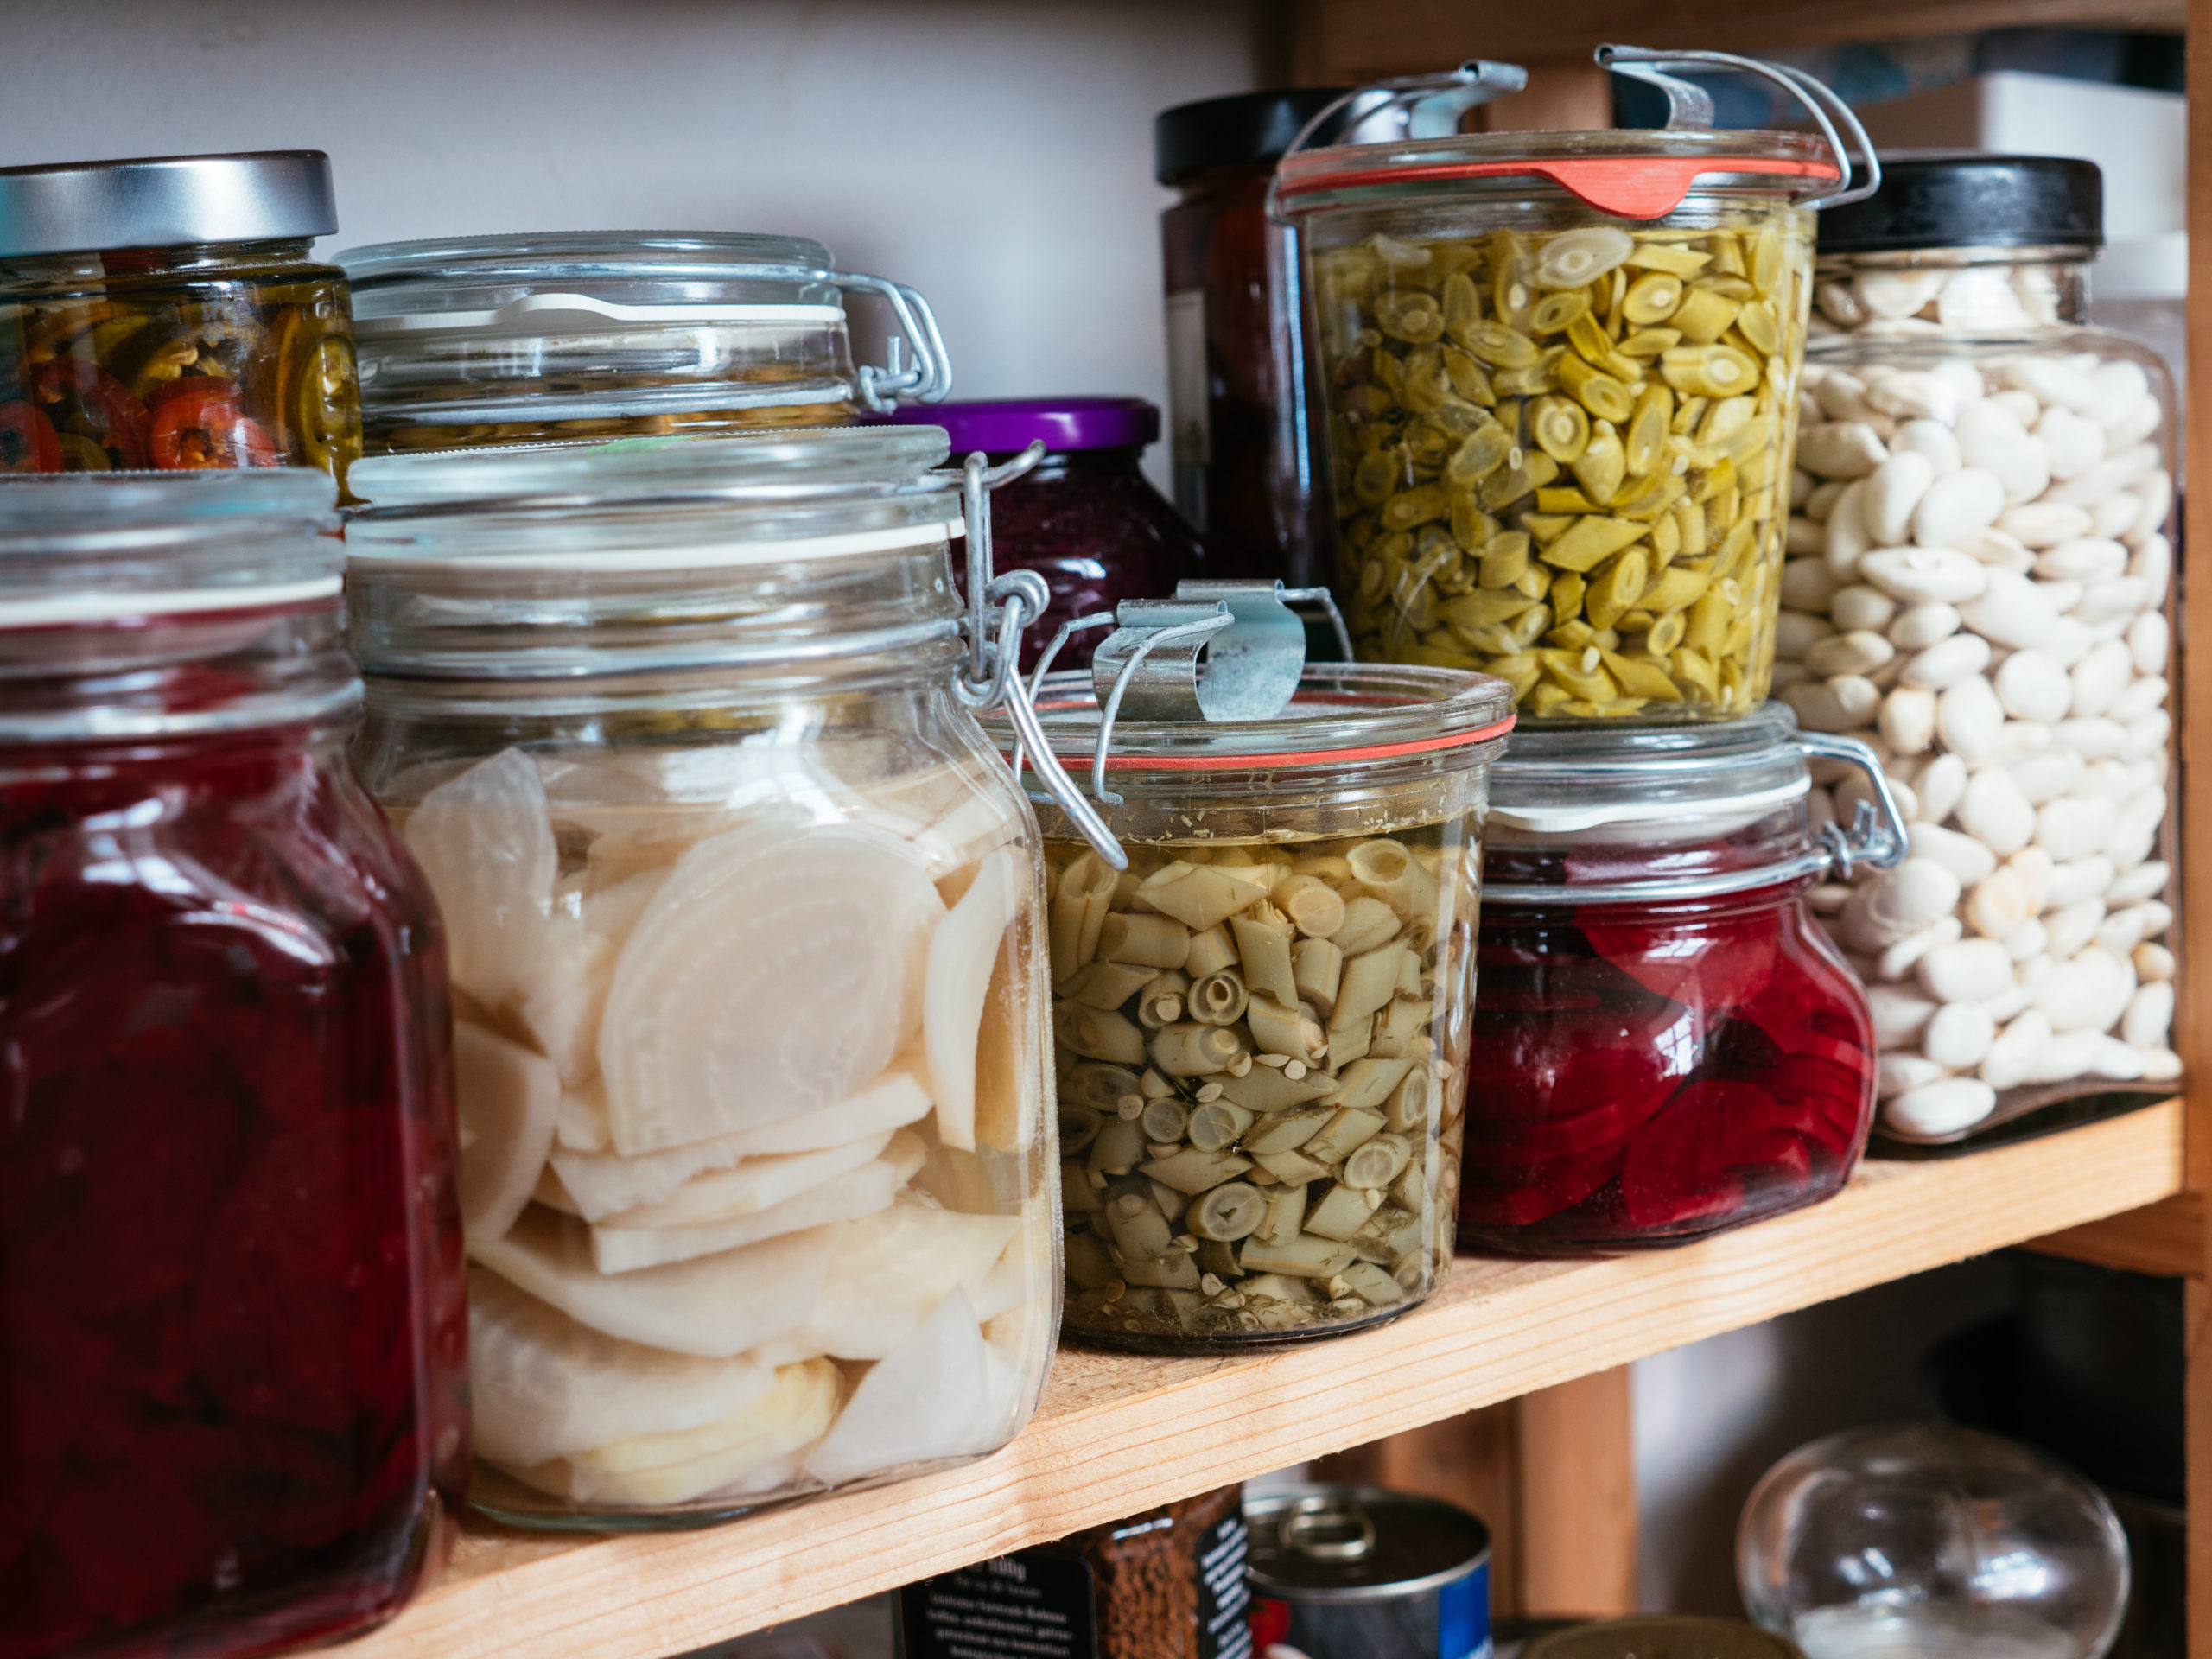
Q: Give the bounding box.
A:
[148,381,279,470]
[29,359,149,467]
[0,399,61,472]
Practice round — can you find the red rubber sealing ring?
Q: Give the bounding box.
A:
[1278,155,1839,220]
[1012,713,1517,772]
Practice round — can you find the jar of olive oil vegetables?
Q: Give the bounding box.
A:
[1274,48,1879,722]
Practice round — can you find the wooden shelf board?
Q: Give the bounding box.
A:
[355,1103,2183,1659]
[2025,1189,2203,1276]
[1289,0,2185,78]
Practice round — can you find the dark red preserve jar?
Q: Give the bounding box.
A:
[1156,89,1346,592]
[0,473,467,1659]
[1461,706,1900,1253]
[878,397,1200,670]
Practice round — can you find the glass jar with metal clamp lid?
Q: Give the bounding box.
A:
[339,232,950,454]
[1272,48,1880,722]
[1459,703,1899,1253]
[979,582,1515,1351]
[344,426,1103,1527]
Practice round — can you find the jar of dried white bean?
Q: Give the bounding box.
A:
[985,663,1514,1350]
[1777,153,2181,1141]
[344,429,1060,1526]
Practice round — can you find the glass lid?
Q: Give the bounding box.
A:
[1489,701,1808,833]
[340,231,845,327]
[988,662,1514,775]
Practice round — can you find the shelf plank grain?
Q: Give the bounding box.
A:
[354,1103,2183,1659]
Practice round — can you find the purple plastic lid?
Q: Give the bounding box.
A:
[874,397,1160,454]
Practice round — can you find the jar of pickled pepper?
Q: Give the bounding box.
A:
[0,152,362,484]
[0,473,467,1659]
[982,602,1513,1351]
[1461,703,1897,1252]
[1272,48,1879,722]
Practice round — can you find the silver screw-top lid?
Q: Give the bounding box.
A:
[0,151,338,258]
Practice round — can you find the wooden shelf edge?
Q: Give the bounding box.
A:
[354,1102,2183,1659]
[2023,1190,2204,1276]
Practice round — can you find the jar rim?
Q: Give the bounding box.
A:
[1275,128,1839,221]
[0,470,342,626]
[337,229,836,289]
[1487,700,1807,829]
[985,663,1515,774]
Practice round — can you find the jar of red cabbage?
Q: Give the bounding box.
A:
[1462,703,1897,1251]
[878,397,1202,670]
[0,473,467,1659]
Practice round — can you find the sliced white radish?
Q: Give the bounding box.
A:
[788,1200,1020,1361]
[549,1062,931,1223]
[454,1020,562,1243]
[556,1079,611,1153]
[508,917,613,1088]
[580,868,671,946]
[592,1156,900,1274]
[598,819,945,1154]
[469,1207,833,1357]
[973,917,1039,1155]
[404,748,556,1007]
[528,1357,840,1507]
[533,1165,582,1216]
[600,1131,893,1230]
[802,1289,1017,1486]
[467,1267,777,1470]
[925,847,1024,1153]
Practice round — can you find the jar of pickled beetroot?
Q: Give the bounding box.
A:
[346,429,1077,1528]
[1461,703,1898,1252]
[0,474,467,1658]
[982,646,1514,1351]
[0,152,361,483]
[876,398,1203,671]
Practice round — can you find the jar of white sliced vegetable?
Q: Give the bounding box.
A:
[1774,155,2181,1140]
[345,429,1061,1526]
[985,664,1514,1350]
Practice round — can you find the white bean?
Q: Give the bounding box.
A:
[1886,1077,1997,1135]
[2035,946,2133,1034]
[2067,639,2133,719]
[1907,822,1997,885]
[2107,675,2169,723]
[1887,602,1962,651]
[2139,1046,2184,1084]
[2033,796,2114,861]
[1878,1052,1951,1100]
[1897,632,1990,689]
[1891,418,1962,475]
[1797,422,1890,479]
[2107,859,2171,906]
[2004,918,2049,962]
[2131,942,2176,983]
[1861,547,1988,606]
[1979,1010,2052,1090]
[1774,610,1837,658]
[2088,1037,2146,1081]
[2044,855,2114,907]
[2033,537,2129,583]
[2088,491,2141,539]
[1879,687,1937,755]
[1999,502,2092,548]
[1922,1001,1998,1069]
[1865,452,1935,544]
[2034,404,2106,480]
[1779,557,1840,611]
[1869,984,1940,1046]
[1878,916,1961,982]
[1936,677,2006,764]
[1955,401,2050,502]
[1910,467,2005,548]
[1918,938,2013,1004]
[1955,765,2033,853]
[1956,569,2056,650]
[1822,480,1873,578]
[1913,753,1968,823]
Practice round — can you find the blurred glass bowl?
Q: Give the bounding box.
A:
[1738,1424,2130,1659]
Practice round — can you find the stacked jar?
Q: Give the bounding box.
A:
[1769,155,2180,1138]
[1268,51,1897,1252]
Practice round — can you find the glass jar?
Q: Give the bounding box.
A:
[1157,88,1347,588]
[0,152,361,483]
[876,397,1202,671]
[1777,154,2180,1142]
[1738,1425,2132,1659]
[0,474,467,1658]
[340,232,950,454]
[344,429,1061,1527]
[982,658,1513,1350]
[1461,705,1892,1252]
[1273,54,1878,722]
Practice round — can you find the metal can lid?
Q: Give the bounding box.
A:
[1522,1616,1809,1659]
[1244,1484,1490,1603]
[0,151,337,257]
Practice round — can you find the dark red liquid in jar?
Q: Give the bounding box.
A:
[0,723,468,1659]
[1459,880,1876,1252]
[952,448,1199,671]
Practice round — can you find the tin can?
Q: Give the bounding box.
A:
[1245,1484,1491,1659]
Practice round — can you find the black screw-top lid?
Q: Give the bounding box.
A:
[1155,87,1352,185]
[1817,151,2102,254]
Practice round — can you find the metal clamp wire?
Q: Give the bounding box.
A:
[1279,584,1355,662]
[1594,45,1883,209]
[1007,610,1115,783]
[840,272,954,410]
[1091,612,1235,805]
[1264,60,1530,224]
[956,442,1046,699]
[1795,730,1908,872]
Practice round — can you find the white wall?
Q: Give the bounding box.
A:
[0,0,1263,423]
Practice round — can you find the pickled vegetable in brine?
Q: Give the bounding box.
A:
[1312,214,1815,720]
[0,251,361,483]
